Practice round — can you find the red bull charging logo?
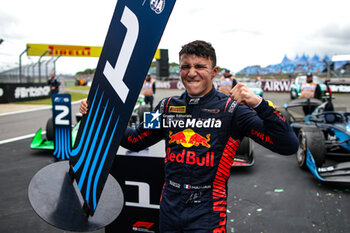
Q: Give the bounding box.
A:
[169,129,211,148]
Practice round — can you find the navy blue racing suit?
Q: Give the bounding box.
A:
[121,87,298,232]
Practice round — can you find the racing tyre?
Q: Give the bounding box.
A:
[46,117,54,141]
[296,127,326,169]
[75,113,83,123]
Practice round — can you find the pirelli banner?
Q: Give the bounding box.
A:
[27,44,103,57]
[27,43,163,59]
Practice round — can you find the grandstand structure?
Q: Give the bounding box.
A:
[237,54,350,77]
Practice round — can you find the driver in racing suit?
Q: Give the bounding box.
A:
[80,40,298,232]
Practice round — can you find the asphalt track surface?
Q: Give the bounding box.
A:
[1,90,350,233]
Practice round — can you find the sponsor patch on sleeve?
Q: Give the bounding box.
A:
[169,106,186,113]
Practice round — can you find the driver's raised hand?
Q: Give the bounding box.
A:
[229,83,262,108]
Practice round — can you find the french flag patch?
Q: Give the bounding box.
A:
[184,184,191,189]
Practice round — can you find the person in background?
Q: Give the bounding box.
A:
[300,72,321,100]
[142,73,156,110]
[218,68,237,95]
[300,72,322,114]
[47,71,60,95]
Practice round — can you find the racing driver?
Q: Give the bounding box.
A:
[80,40,299,233]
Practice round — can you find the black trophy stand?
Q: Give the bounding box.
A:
[28,161,124,232]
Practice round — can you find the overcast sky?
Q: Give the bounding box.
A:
[1,0,350,75]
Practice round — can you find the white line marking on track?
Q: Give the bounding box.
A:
[0,100,81,117]
[0,106,52,117]
[0,131,46,145]
[0,100,83,144]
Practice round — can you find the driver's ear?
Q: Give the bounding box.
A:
[212,66,219,79]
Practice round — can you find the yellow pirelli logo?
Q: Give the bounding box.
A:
[169,106,186,113]
[27,43,102,57]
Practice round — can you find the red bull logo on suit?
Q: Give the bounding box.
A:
[165,148,214,167]
[167,129,214,167]
[169,129,211,148]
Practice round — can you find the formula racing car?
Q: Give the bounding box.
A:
[281,97,350,184]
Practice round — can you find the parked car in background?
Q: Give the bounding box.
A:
[242,82,263,97]
[290,75,330,100]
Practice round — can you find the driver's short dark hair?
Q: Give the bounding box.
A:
[179,40,217,67]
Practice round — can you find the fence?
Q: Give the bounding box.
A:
[0,57,58,83]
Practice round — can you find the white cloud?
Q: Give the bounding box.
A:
[1,0,350,75]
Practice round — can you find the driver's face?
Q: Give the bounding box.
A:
[180,54,218,96]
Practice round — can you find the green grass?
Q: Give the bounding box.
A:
[15,91,88,105]
[65,85,91,91]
